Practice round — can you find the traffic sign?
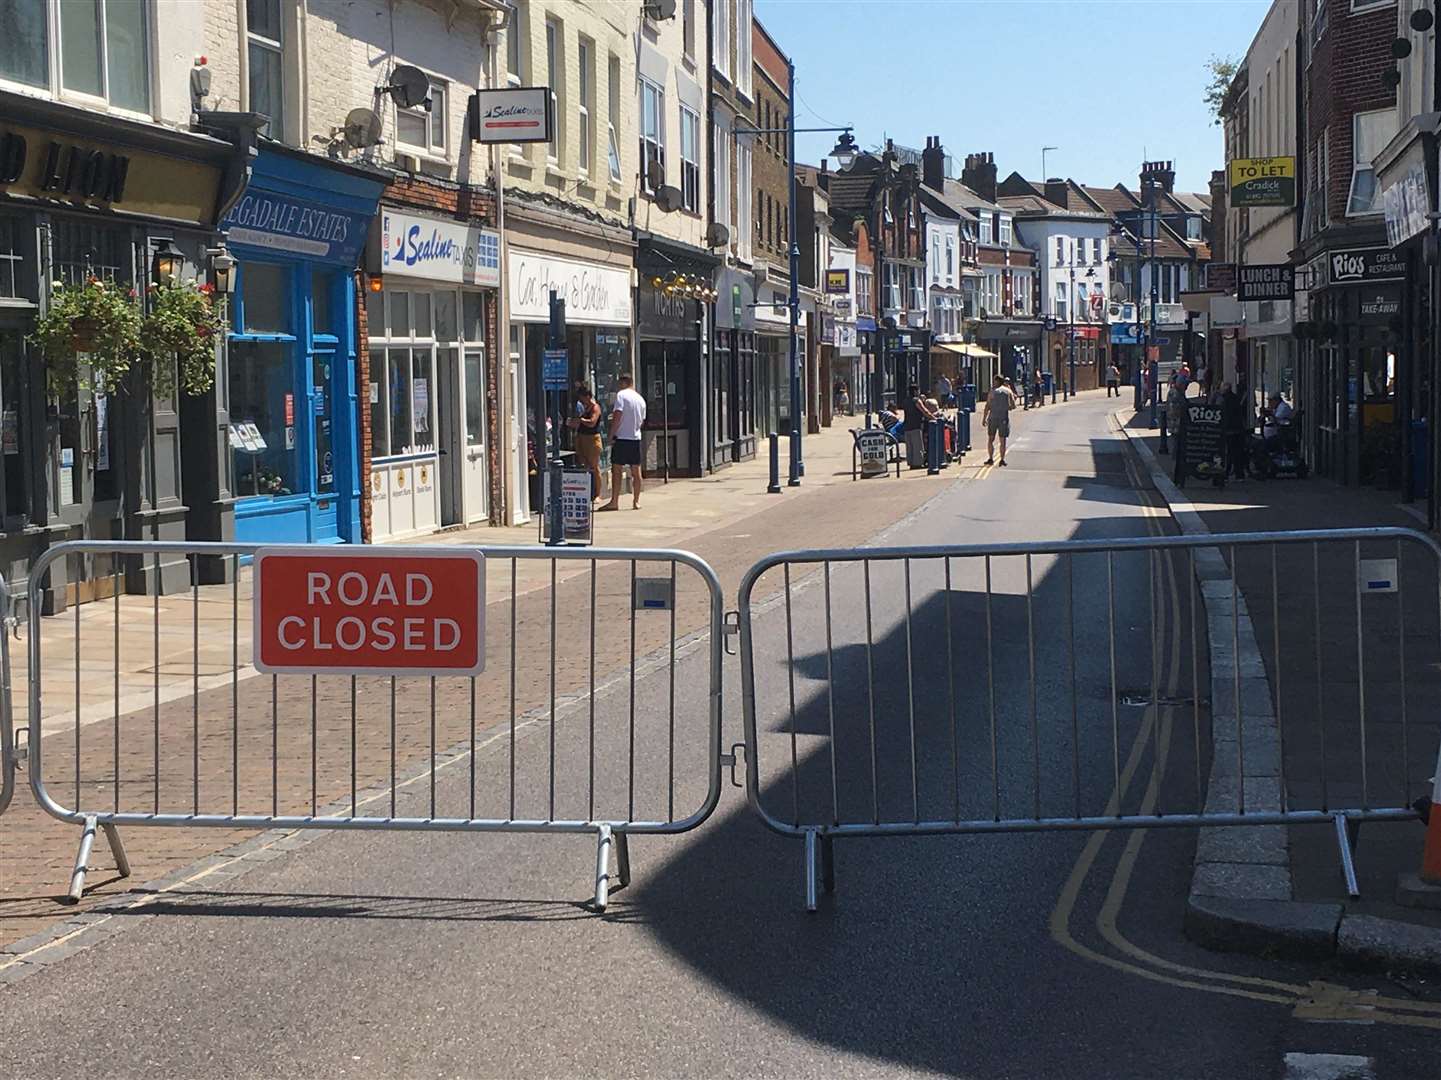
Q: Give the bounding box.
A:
[542,348,569,390]
[253,548,486,677]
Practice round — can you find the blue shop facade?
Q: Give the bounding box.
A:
[220,145,384,545]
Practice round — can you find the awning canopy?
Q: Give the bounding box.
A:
[938,342,997,359]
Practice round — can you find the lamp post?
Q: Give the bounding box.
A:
[736,91,855,489]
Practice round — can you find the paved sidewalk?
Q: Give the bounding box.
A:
[0,420,968,949]
[1119,407,1441,971]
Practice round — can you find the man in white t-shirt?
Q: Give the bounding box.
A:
[602,373,647,510]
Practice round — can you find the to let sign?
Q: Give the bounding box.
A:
[254,549,485,677]
[1229,156,1296,208]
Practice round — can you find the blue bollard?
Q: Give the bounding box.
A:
[927,420,941,475]
[767,432,782,494]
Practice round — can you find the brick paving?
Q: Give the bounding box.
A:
[1,423,962,948]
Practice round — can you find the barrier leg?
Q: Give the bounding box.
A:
[804,829,819,913]
[615,832,631,892]
[821,835,836,895]
[65,815,98,905]
[1333,812,1361,899]
[593,824,614,912]
[102,823,131,880]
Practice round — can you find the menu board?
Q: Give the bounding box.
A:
[1182,402,1224,476]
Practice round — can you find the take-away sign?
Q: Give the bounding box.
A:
[253,548,486,677]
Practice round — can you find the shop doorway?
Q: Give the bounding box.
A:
[462,348,487,524]
[437,348,462,527]
[310,349,338,542]
[508,330,530,525]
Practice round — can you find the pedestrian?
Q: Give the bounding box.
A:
[935,373,953,408]
[835,380,850,416]
[1032,368,1045,409]
[1163,379,1185,456]
[565,383,604,503]
[1106,361,1121,398]
[902,382,938,469]
[1220,380,1247,480]
[601,372,646,510]
[982,373,1016,467]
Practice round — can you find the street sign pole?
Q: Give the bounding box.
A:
[545,292,566,547]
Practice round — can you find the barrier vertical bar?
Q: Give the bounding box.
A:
[388,676,396,818]
[863,559,879,825]
[1272,544,1287,805]
[1027,554,1039,820]
[149,555,156,814]
[509,558,517,821]
[823,561,839,826]
[904,558,919,822]
[589,558,597,822]
[1108,550,1120,810]
[1191,548,1202,809]
[1396,537,1409,809]
[1355,539,1369,809]
[945,557,959,824]
[668,561,677,823]
[1314,541,1329,811]
[429,676,437,820]
[985,554,999,821]
[310,675,318,817]
[628,561,637,822]
[549,558,557,822]
[350,677,358,816]
[784,563,800,826]
[232,555,239,818]
[1068,553,1080,820]
[193,562,200,816]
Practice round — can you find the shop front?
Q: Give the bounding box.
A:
[754,300,808,438]
[508,246,633,517]
[0,91,247,612]
[711,266,757,468]
[636,241,716,478]
[221,145,384,546]
[364,208,499,541]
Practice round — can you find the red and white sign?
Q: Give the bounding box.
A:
[471,87,553,144]
[253,548,485,677]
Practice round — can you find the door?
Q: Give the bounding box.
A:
[310,349,338,541]
[508,327,530,524]
[436,348,462,527]
[462,347,488,523]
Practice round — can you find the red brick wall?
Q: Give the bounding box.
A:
[360,173,503,535]
[854,220,875,316]
[1307,3,1397,223]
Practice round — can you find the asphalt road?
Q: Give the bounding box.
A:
[2,395,1438,1079]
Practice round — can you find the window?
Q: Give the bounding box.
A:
[856,268,873,313]
[545,20,562,165]
[945,235,954,279]
[682,0,695,60]
[884,263,901,309]
[680,106,700,212]
[396,76,445,156]
[978,214,992,245]
[737,143,753,261]
[714,122,730,230]
[998,216,1012,247]
[714,0,731,80]
[737,0,753,98]
[368,291,440,459]
[506,4,524,83]
[9,0,152,112]
[1311,0,1327,44]
[577,38,593,177]
[1348,109,1399,215]
[1055,281,1068,321]
[607,55,622,182]
[247,0,283,138]
[1304,129,1330,237]
[909,267,924,311]
[1186,216,1202,240]
[1055,237,1065,264]
[640,78,664,193]
[0,0,48,89]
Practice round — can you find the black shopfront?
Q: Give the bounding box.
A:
[0,92,248,612]
[636,240,715,479]
[710,264,757,469]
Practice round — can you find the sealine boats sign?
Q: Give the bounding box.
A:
[471,87,553,144]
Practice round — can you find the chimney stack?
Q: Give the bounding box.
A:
[1140,159,1176,195]
[1044,178,1069,209]
[961,151,997,203]
[922,135,946,193]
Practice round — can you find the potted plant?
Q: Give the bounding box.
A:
[29,277,143,393]
[139,280,225,397]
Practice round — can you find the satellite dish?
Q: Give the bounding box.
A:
[343,107,383,149]
[645,0,678,18]
[705,222,730,248]
[383,65,432,110]
[654,184,684,213]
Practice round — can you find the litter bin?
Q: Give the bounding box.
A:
[959,384,977,412]
[1042,371,1053,397]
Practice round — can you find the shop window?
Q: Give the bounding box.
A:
[0,331,28,526]
[737,332,754,440]
[385,291,410,338]
[312,353,333,493]
[464,350,485,450]
[0,0,48,90]
[0,216,22,299]
[411,350,434,449]
[241,263,289,333]
[435,290,457,341]
[310,270,334,335]
[247,0,285,141]
[413,292,433,339]
[462,292,484,342]
[51,218,128,285]
[229,341,297,498]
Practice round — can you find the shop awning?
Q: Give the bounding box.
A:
[937,343,997,359]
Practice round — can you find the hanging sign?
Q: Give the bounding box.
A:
[470,87,554,144]
[1229,156,1296,208]
[824,269,850,294]
[1236,264,1295,302]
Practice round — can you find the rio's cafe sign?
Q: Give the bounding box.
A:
[508,249,632,326]
[378,210,499,287]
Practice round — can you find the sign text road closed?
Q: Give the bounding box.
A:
[253,548,486,677]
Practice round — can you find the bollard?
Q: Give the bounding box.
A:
[546,459,565,546]
[927,420,941,475]
[1423,748,1441,884]
[959,409,970,453]
[767,432,782,494]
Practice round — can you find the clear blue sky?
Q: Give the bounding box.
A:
[755,0,1272,194]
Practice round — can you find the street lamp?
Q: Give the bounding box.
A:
[735,73,854,488]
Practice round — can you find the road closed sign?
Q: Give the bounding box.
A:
[253,548,485,677]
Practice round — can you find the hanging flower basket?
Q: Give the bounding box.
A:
[30,278,143,394]
[140,281,225,397]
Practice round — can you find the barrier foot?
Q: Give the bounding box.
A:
[804,829,819,913]
[821,835,835,895]
[102,823,131,880]
[65,815,98,905]
[1333,812,1362,899]
[593,825,614,913]
[615,832,631,891]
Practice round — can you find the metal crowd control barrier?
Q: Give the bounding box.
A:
[0,572,14,819]
[26,541,724,911]
[737,529,1441,910]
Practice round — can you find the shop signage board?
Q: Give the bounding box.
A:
[1229,156,1296,208]
[1237,264,1295,302]
[542,348,569,390]
[222,190,371,265]
[1206,263,1237,293]
[1329,247,1406,285]
[470,87,553,144]
[825,269,850,293]
[380,211,500,286]
[509,249,632,326]
[1358,286,1402,322]
[1182,402,1224,476]
[1381,160,1430,248]
[253,548,486,677]
[856,430,891,477]
[540,470,593,545]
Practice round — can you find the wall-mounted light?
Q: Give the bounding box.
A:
[368,275,384,294]
[152,238,182,286]
[208,246,236,295]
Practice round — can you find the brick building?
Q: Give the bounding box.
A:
[1293,0,1402,488]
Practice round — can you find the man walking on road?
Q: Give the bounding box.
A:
[1106,361,1120,397]
[982,374,1016,466]
[601,373,646,511]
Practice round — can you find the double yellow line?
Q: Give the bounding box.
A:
[1047,434,1441,1029]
